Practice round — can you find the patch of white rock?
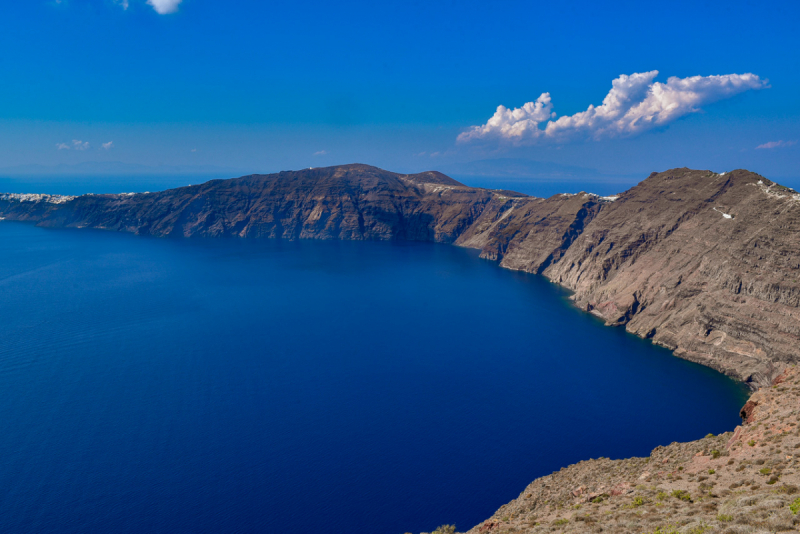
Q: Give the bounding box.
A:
[712,207,733,219]
[751,179,800,202]
[558,192,619,203]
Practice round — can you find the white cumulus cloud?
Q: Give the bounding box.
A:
[102,141,114,150]
[756,140,796,149]
[313,150,327,156]
[458,71,768,145]
[147,0,182,14]
[56,142,70,150]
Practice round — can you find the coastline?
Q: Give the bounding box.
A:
[2,164,799,532]
[461,366,799,534]
[478,249,760,393]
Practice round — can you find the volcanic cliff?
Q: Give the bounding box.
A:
[2,164,797,388]
[3,164,800,532]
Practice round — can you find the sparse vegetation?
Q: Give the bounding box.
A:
[630,496,647,507]
[790,497,800,514]
[671,489,692,502]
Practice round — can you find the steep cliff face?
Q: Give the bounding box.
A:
[1,165,498,242]
[455,192,604,275]
[0,164,602,264]
[539,169,800,387]
[2,165,798,388]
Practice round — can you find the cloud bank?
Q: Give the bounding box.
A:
[756,140,796,149]
[458,71,768,145]
[147,0,182,14]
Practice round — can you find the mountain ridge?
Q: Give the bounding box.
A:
[2,164,797,388]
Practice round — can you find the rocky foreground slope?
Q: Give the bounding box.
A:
[462,365,800,534]
[3,163,800,532]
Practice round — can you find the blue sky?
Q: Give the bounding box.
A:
[1,0,799,191]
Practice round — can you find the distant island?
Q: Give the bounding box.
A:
[3,164,800,533]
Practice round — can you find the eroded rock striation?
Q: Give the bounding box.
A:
[544,170,800,389]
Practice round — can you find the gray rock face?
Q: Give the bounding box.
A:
[2,165,798,387]
[539,169,800,388]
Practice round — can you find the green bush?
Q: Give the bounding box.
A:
[552,518,568,526]
[432,525,456,534]
[790,497,800,514]
[710,449,721,459]
[716,514,733,522]
[671,490,692,502]
[590,493,608,504]
[708,469,715,475]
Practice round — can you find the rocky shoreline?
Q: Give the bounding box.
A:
[2,163,799,533]
[456,366,800,534]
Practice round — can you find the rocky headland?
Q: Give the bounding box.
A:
[3,164,800,533]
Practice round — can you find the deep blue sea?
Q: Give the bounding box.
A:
[0,221,748,534]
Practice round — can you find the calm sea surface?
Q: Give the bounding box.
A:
[0,222,747,534]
